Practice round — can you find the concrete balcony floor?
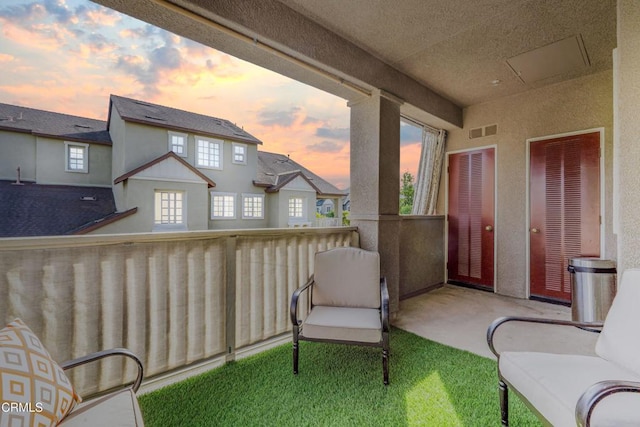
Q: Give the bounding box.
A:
[394,284,599,359]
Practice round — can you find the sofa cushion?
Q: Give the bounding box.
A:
[596,268,640,376]
[312,247,380,309]
[59,388,144,426]
[301,306,382,343]
[0,319,82,427]
[500,351,640,426]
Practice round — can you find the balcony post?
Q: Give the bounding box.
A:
[616,0,640,273]
[225,236,237,361]
[348,90,402,315]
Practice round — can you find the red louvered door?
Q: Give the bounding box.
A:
[530,132,600,303]
[447,148,495,289]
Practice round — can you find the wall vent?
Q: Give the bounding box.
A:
[469,124,498,139]
[469,127,483,139]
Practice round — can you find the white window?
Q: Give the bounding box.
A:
[197,137,223,169]
[232,143,247,165]
[242,194,264,219]
[289,197,304,218]
[168,132,187,157]
[211,192,235,219]
[65,142,89,173]
[154,191,185,229]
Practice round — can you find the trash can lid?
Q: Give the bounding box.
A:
[569,257,616,270]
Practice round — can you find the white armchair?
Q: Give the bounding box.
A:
[487,269,640,426]
[290,247,390,385]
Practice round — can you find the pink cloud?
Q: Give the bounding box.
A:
[0,53,14,63]
[82,8,121,27]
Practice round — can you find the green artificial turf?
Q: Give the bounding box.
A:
[139,328,541,426]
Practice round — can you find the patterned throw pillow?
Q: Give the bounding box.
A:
[0,319,82,426]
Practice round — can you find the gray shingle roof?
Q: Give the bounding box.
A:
[0,103,111,145]
[256,151,346,196]
[0,181,116,237]
[109,95,262,145]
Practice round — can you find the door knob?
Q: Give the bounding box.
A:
[531,228,540,233]
[485,225,493,232]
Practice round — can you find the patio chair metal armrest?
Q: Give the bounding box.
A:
[290,276,315,326]
[60,348,144,393]
[575,380,640,427]
[486,316,604,358]
[380,277,390,332]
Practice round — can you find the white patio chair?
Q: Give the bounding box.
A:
[290,247,390,384]
[487,269,640,426]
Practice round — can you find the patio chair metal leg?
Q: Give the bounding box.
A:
[382,348,389,385]
[499,379,509,426]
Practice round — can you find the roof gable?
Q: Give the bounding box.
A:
[255,151,346,196]
[267,172,318,193]
[114,152,216,187]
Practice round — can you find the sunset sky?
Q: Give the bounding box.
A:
[0,0,422,189]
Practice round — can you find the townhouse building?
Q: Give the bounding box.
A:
[0,95,345,236]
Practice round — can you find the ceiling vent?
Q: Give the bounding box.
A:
[469,124,498,139]
[506,35,590,84]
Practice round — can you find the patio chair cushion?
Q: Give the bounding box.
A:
[596,268,640,376]
[301,306,382,343]
[313,247,380,309]
[59,388,144,426]
[500,351,640,426]
[0,319,82,427]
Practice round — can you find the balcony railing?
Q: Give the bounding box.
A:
[0,227,358,396]
[316,217,341,227]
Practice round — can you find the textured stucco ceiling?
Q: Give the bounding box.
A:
[277,0,616,107]
[93,0,615,127]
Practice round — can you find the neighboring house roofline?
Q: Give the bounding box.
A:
[252,181,271,188]
[0,103,112,146]
[115,116,258,146]
[0,126,30,135]
[256,151,347,197]
[70,207,138,235]
[30,130,112,146]
[316,191,350,198]
[113,151,216,188]
[108,94,263,146]
[264,171,321,194]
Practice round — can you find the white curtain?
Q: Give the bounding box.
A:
[412,128,447,215]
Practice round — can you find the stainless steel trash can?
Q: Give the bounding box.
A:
[568,258,617,322]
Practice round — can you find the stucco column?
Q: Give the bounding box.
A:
[349,90,402,314]
[616,1,640,273]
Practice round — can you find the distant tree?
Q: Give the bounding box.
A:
[325,211,335,218]
[342,210,350,226]
[400,171,414,215]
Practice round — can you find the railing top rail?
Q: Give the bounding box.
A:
[0,227,358,251]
